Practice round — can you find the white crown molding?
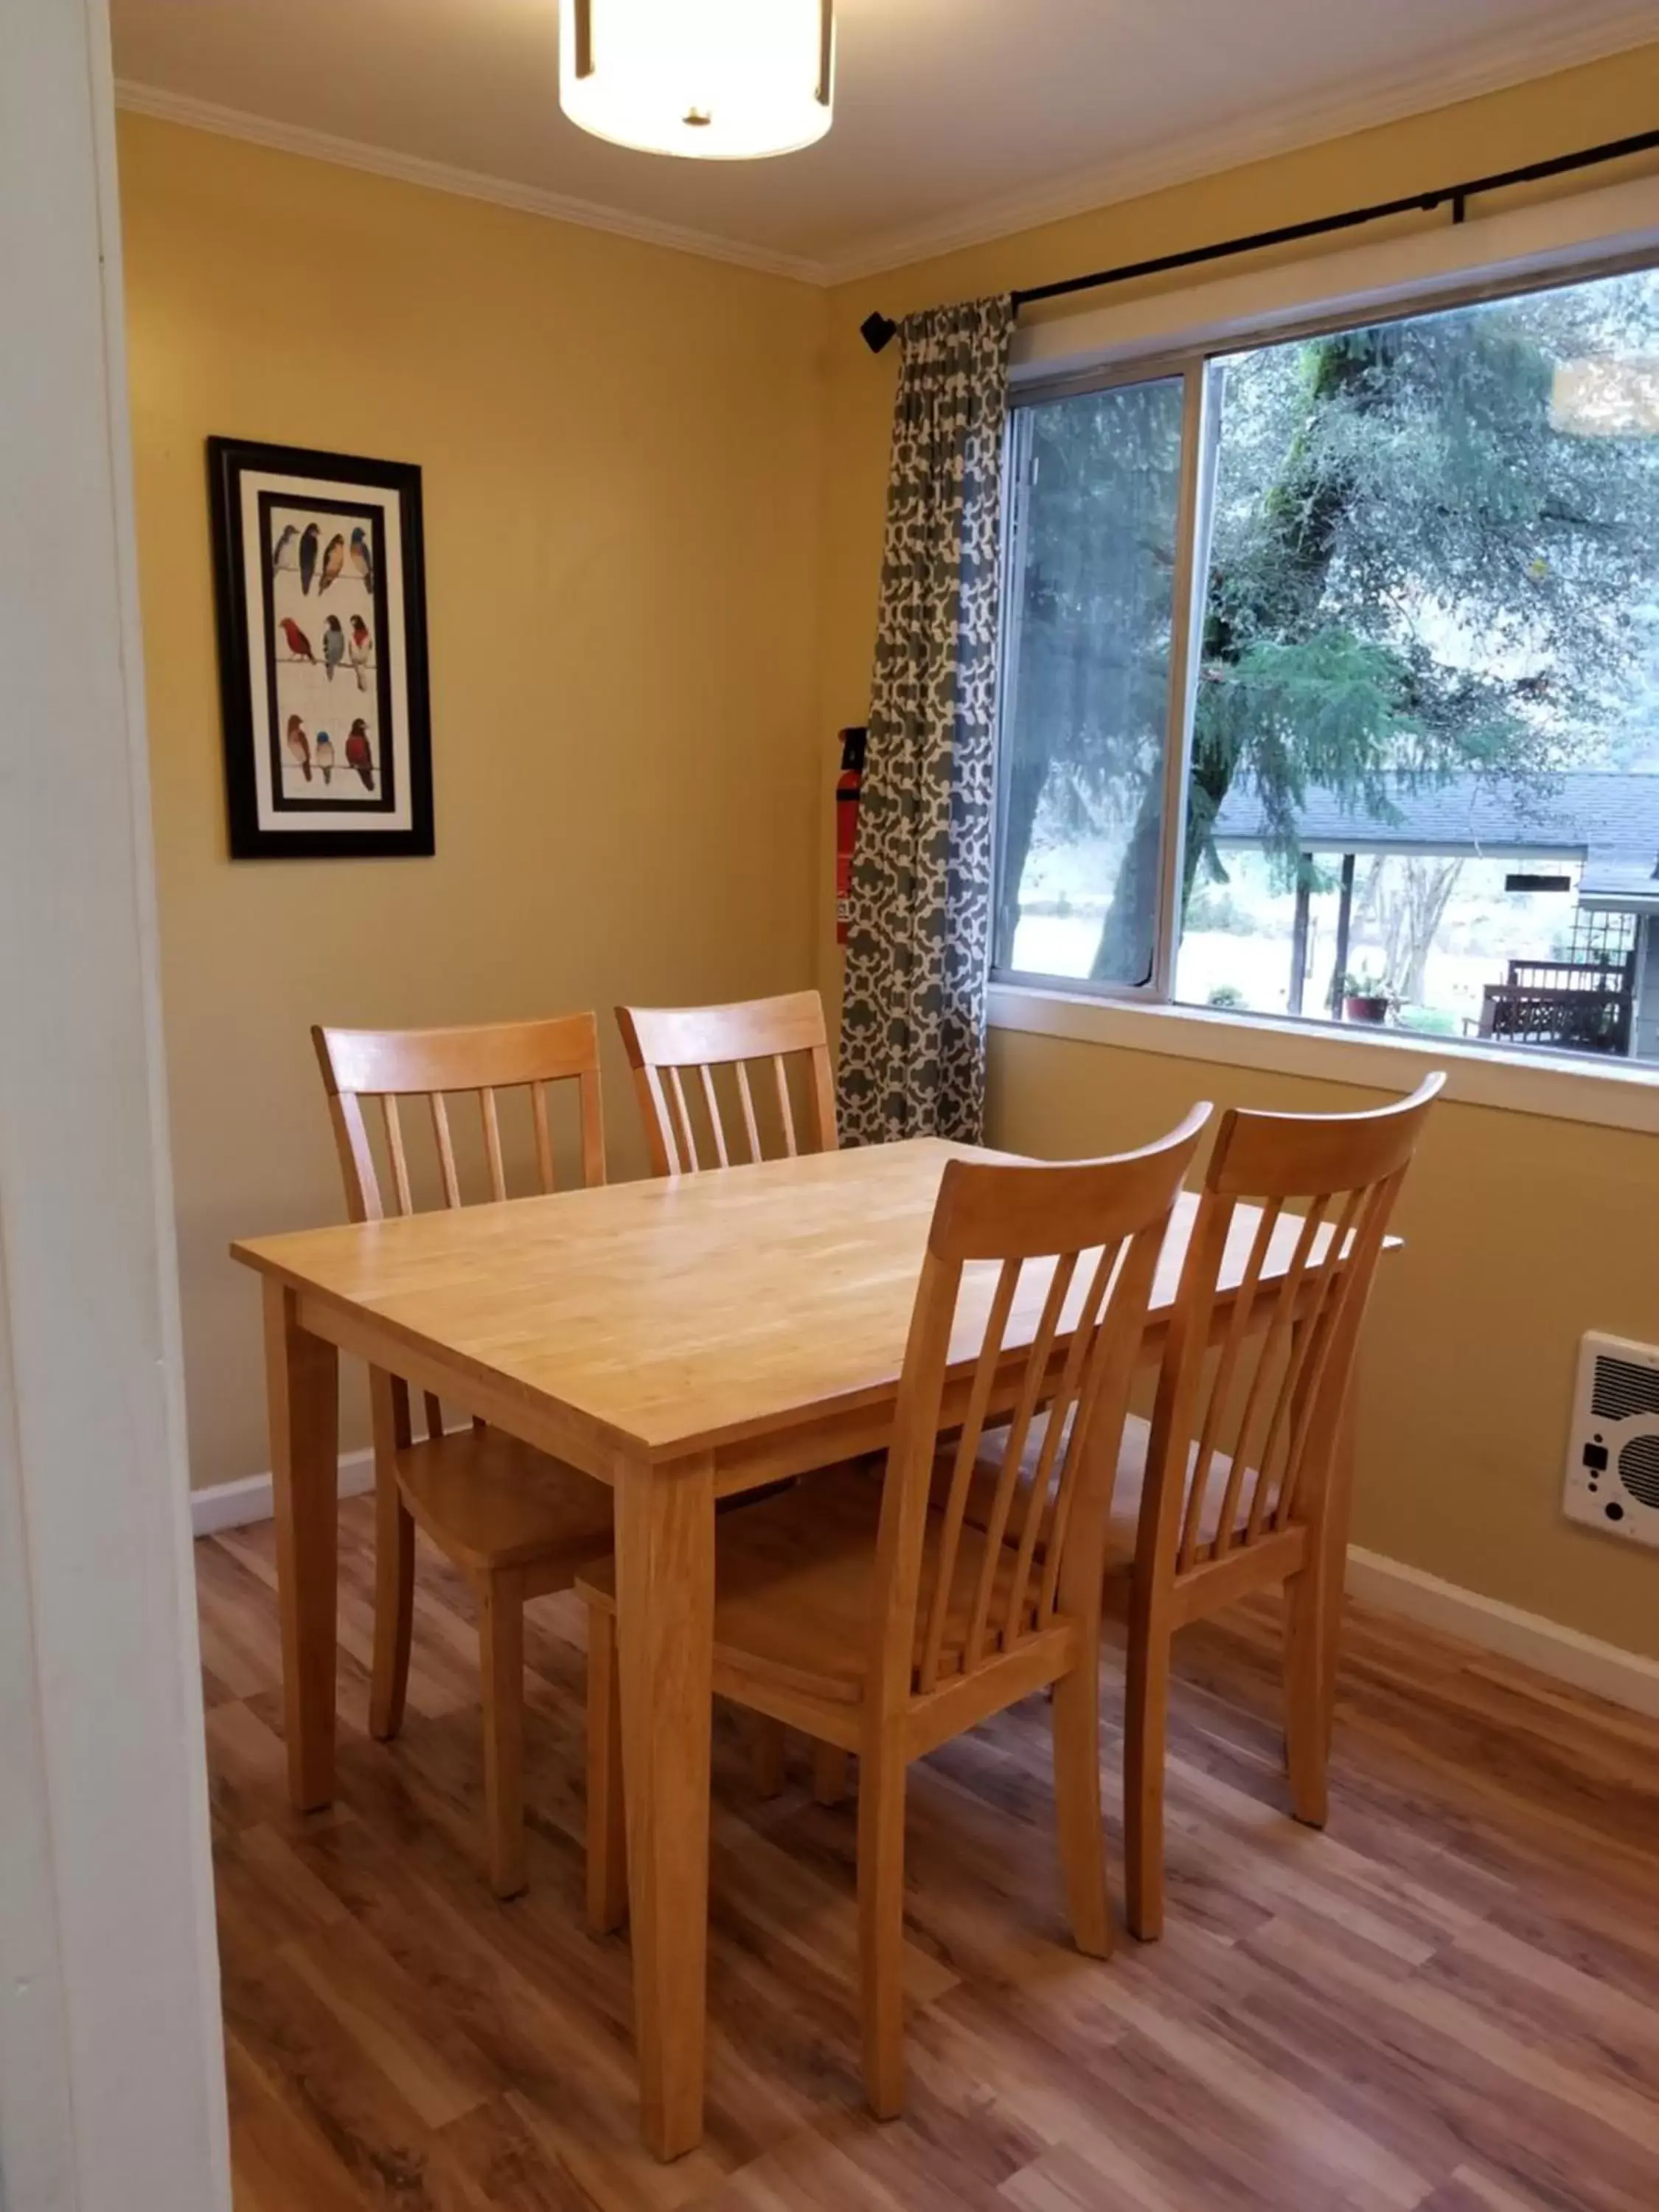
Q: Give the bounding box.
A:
[113,80,827,285]
[116,3,1659,300]
[821,4,1659,286]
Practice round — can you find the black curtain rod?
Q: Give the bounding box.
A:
[858,125,1659,355]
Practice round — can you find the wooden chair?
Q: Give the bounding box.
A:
[579,1106,1211,2117]
[312,1014,615,1899]
[615,987,849,1805]
[1113,1073,1444,1935]
[976,1076,1442,1941]
[614,989,836,1178]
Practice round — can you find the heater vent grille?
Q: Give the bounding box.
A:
[1619,1434,1659,1512]
[1592,1356,1659,1422]
[1564,1333,1659,1553]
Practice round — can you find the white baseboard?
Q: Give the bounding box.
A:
[190,1467,1659,1720]
[1346,1545,1659,1721]
[189,1447,375,1537]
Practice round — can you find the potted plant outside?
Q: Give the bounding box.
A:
[1339,967,1394,1025]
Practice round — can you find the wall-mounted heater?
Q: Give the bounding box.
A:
[1563,1333,1659,1551]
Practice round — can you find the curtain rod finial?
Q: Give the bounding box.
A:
[860,311,898,355]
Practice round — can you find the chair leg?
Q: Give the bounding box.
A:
[749,1714,787,1800]
[368,1459,415,1744]
[813,1742,850,1806]
[585,1602,629,1933]
[1289,1391,1358,1829]
[1050,1654,1110,1959]
[480,1566,527,1901]
[1284,1559,1333,1829]
[857,1735,907,2120]
[1123,1618,1172,1943]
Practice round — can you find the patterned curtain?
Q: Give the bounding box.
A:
[837,295,1015,1147]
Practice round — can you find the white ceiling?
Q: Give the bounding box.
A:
[111,0,1659,281]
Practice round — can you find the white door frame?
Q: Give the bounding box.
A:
[0,2,230,2206]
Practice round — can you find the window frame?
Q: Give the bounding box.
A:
[987,235,1659,1093]
[992,354,1214,1005]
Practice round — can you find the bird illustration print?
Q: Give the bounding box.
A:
[271,524,297,577]
[347,613,372,692]
[278,616,316,664]
[321,614,345,684]
[298,521,320,595]
[318,532,345,594]
[344,719,375,792]
[348,527,375,594]
[285,714,311,783]
[314,730,335,786]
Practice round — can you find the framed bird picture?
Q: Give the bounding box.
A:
[207,437,434,858]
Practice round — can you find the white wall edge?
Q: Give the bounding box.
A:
[1,1,232,2201]
[827,7,1659,285]
[190,1464,1659,1719]
[988,984,1659,1137]
[1011,173,1659,382]
[118,22,1659,302]
[190,1447,375,1538]
[113,41,1659,310]
[114,80,826,287]
[1346,1544,1659,1720]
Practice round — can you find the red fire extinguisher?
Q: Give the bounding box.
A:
[835,726,866,946]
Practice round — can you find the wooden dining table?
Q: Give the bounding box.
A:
[230,1134,1370,2161]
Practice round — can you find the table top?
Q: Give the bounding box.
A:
[232,1138,1336,1464]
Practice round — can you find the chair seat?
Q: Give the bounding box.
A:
[577,1466,1042,1708]
[1106,1415,1255,1565]
[934,1412,1253,1574]
[396,1426,613,1579]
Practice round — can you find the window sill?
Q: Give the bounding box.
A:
[987,983,1659,1138]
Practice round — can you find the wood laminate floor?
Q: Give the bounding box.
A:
[198,1499,1659,2212]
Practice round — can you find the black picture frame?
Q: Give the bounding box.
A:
[207,437,434,858]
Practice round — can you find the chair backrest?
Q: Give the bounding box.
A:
[1139,1073,1444,1585]
[615,990,836,1176]
[874,1106,1213,1708]
[312,1012,606,1222]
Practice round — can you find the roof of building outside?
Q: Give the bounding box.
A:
[1210,769,1659,907]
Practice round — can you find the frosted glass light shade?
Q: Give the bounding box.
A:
[560,0,834,161]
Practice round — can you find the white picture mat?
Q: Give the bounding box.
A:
[237,467,414,834]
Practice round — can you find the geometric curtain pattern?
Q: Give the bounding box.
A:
[837,294,1015,1147]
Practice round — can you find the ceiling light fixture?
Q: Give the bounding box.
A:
[560,0,835,161]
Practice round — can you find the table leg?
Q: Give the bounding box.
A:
[613,1448,714,2161]
[262,1278,340,1812]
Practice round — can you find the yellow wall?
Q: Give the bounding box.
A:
[118,113,826,1490]
[815,46,1659,1658]
[991,1036,1659,1660]
[124,46,1659,1656]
